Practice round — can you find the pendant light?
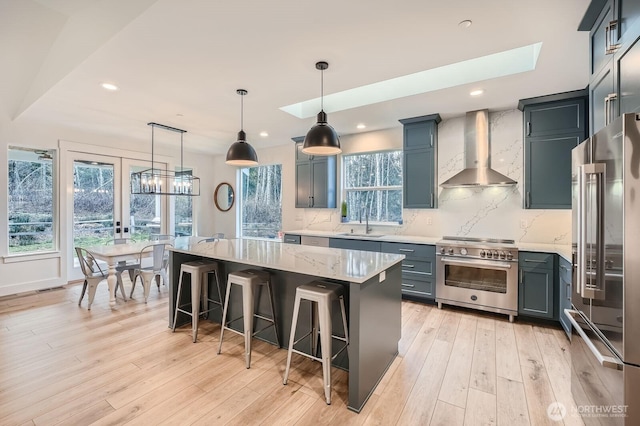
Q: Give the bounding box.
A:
[302,61,341,155]
[226,89,258,166]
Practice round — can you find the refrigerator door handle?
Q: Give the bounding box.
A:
[578,163,606,300]
[564,309,623,370]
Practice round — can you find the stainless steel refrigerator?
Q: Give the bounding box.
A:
[566,113,640,425]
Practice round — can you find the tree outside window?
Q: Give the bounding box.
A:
[8,147,56,253]
[343,150,403,224]
[239,164,282,239]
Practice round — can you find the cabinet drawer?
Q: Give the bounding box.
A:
[401,259,433,275]
[519,252,554,270]
[381,242,434,259]
[401,277,434,298]
[301,235,329,247]
[283,234,301,244]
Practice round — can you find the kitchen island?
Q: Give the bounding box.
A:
[169,238,404,412]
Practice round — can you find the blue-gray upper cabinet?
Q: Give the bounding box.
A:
[580,0,640,133]
[329,238,381,252]
[399,114,441,209]
[293,140,337,209]
[558,256,573,338]
[518,252,556,320]
[519,93,588,209]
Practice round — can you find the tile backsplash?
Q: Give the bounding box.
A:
[299,109,571,244]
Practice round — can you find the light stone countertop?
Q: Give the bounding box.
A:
[171,238,404,284]
[285,230,572,262]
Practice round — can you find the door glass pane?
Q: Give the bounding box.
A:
[73,160,114,248]
[129,165,162,241]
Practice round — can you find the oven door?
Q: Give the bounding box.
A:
[436,256,518,312]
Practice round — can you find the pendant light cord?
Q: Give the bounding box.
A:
[320,67,324,111]
[240,92,244,131]
[151,125,155,172]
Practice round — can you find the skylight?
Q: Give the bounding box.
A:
[280,42,543,118]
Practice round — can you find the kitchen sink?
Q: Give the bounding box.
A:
[337,233,384,238]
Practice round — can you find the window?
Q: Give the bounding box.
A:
[8,147,56,253]
[239,164,282,239]
[343,150,402,223]
[174,168,193,236]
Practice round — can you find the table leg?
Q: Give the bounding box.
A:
[107,263,117,309]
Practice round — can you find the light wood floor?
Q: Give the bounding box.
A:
[0,279,584,426]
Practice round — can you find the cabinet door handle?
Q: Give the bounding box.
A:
[430,133,434,147]
[526,121,531,136]
[605,20,620,55]
[604,93,617,126]
[519,268,523,284]
[311,196,314,207]
[401,283,415,288]
[285,238,297,243]
[567,283,571,301]
[403,264,415,268]
[398,248,415,253]
[430,193,434,208]
[525,191,531,208]
[560,264,568,271]
[525,259,548,264]
[308,196,312,208]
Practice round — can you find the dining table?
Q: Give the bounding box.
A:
[83,239,173,309]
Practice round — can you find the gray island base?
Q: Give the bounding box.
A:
[169,238,403,412]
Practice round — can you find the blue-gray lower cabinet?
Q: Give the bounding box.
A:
[282,234,301,244]
[329,238,381,252]
[518,252,555,320]
[558,256,572,338]
[381,242,435,301]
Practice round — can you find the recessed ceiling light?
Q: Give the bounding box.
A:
[259,131,269,137]
[101,82,119,91]
[176,113,184,117]
[459,20,472,29]
[280,42,543,118]
[470,89,484,96]
[357,124,366,129]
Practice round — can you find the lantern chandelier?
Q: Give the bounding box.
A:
[130,122,201,196]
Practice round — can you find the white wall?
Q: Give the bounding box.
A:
[208,109,570,245]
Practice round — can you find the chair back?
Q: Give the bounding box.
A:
[75,247,104,278]
[138,243,172,271]
[113,238,128,245]
[150,234,174,242]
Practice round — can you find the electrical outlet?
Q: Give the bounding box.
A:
[426,216,432,225]
[520,219,528,229]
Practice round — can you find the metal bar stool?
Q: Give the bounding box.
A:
[283,281,349,405]
[217,269,280,368]
[172,260,222,342]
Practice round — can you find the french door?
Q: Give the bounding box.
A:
[68,152,168,279]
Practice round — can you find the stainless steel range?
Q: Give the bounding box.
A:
[436,236,519,322]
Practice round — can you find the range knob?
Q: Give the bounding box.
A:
[480,249,486,258]
[499,251,506,259]
[448,248,454,255]
[460,248,468,256]
[486,251,493,258]
[440,247,446,254]
[506,252,513,261]
[493,250,499,258]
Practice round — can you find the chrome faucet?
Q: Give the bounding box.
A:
[359,207,372,234]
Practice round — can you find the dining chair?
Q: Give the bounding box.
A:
[76,247,126,309]
[130,243,172,303]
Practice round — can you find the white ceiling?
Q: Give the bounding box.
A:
[1,0,591,154]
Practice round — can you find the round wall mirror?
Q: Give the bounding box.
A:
[214,182,235,212]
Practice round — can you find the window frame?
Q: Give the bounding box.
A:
[237,163,283,240]
[7,146,59,256]
[341,149,403,225]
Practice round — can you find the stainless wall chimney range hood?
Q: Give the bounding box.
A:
[440,110,517,188]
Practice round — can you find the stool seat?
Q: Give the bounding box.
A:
[218,269,280,368]
[172,260,222,343]
[283,280,349,405]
